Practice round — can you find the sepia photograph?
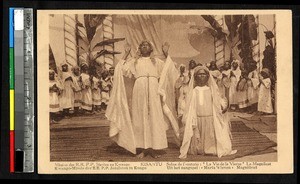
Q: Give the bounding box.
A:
[37,10,293,174]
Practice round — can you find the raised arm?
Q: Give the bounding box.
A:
[122,43,131,60]
[162,42,170,58]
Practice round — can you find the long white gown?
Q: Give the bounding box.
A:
[123,57,168,150]
[106,55,179,154]
[80,73,93,111]
[258,78,273,113]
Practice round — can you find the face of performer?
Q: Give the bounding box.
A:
[194,69,209,87]
[102,71,109,79]
[62,64,68,72]
[210,62,217,70]
[189,60,196,70]
[260,71,268,79]
[180,66,185,73]
[109,68,114,76]
[139,41,153,57]
[81,65,88,74]
[232,62,238,70]
[224,61,231,70]
[73,68,80,76]
[49,72,55,80]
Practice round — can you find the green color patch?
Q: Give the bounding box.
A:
[9,48,14,89]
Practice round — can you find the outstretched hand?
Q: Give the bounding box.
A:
[162,42,170,57]
[124,43,131,54]
[122,43,131,60]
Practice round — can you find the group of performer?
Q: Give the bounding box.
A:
[176,58,274,120]
[49,62,114,123]
[49,39,274,159]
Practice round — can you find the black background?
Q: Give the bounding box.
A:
[1,0,298,182]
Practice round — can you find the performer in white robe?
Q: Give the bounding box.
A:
[175,64,190,118]
[247,67,259,111]
[71,66,82,114]
[92,76,101,111]
[208,61,222,90]
[106,41,180,158]
[100,71,111,110]
[220,61,231,102]
[80,63,93,112]
[258,68,273,114]
[49,69,63,123]
[237,70,249,110]
[229,61,241,110]
[59,63,75,117]
[179,66,237,159]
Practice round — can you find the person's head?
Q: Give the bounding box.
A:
[49,70,55,80]
[80,63,89,73]
[62,64,68,72]
[109,67,114,76]
[102,70,109,79]
[239,62,245,71]
[260,68,270,79]
[189,60,197,70]
[209,60,217,70]
[223,61,231,70]
[232,62,238,70]
[179,65,186,73]
[72,66,80,76]
[194,68,210,87]
[138,40,153,57]
[241,70,248,78]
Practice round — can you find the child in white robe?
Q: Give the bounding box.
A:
[100,70,111,110]
[208,61,222,91]
[92,75,102,112]
[71,66,82,115]
[229,61,241,110]
[220,61,231,102]
[60,63,75,118]
[237,70,249,111]
[180,66,236,159]
[80,63,93,112]
[247,66,259,113]
[258,68,273,114]
[49,69,62,123]
[175,64,189,118]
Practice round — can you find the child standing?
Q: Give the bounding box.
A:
[60,63,75,118]
[92,74,102,112]
[71,66,82,115]
[100,70,111,110]
[175,64,189,119]
[49,69,62,123]
[80,62,93,113]
[179,66,236,159]
[258,68,273,114]
[229,61,241,110]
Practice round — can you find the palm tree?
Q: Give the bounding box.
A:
[75,14,125,76]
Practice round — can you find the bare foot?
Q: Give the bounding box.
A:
[150,151,161,159]
[136,152,146,158]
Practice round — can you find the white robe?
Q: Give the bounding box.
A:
[247,70,259,105]
[229,69,241,105]
[106,56,179,154]
[175,73,189,117]
[80,73,93,111]
[180,67,235,158]
[59,72,75,110]
[49,80,62,113]
[92,77,101,106]
[72,75,82,108]
[258,78,273,113]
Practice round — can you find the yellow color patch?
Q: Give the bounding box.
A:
[10,90,15,130]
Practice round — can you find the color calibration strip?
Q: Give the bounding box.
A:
[9,7,15,173]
